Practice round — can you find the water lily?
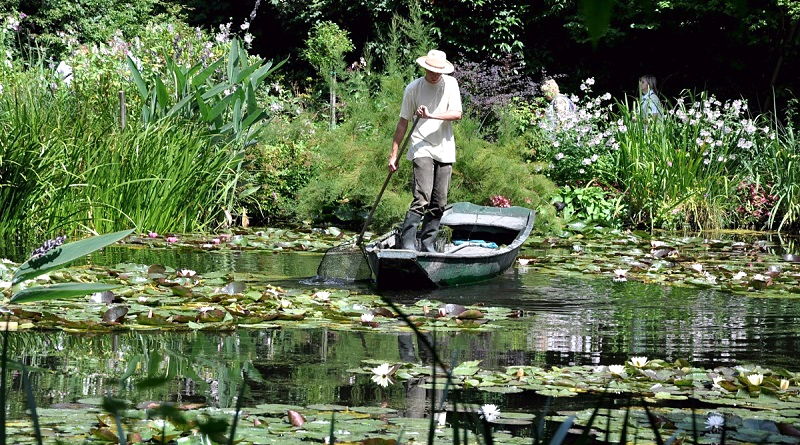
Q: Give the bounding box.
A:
[211,238,221,244]
[371,363,394,387]
[517,258,531,266]
[613,269,628,282]
[781,379,790,391]
[147,231,158,238]
[480,404,500,421]
[747,373,764,386]
[166,236,178,243]
[314,291,331,301]
[0,281,10,290]
[608,365,625,375]
[712,376,726,389]
[279,299,292,308]
[732,271,747,280]
[177,269,196,278]
[690,263,704,273]
[705,414,724,431]
[629,356,648,368]
[360,313,375,323]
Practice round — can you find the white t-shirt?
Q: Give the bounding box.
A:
[399,75,463,163]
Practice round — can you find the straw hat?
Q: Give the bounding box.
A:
[416,50,454,74]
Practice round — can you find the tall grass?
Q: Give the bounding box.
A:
[606,94,767,230]
[759,125,800,230]
[0,69,240,243]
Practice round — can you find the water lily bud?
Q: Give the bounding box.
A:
[147,231,158,238]
[166,236,178,243]
[780,379,790,391]
[747,373,764,386]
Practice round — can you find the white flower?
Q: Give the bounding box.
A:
[371,363,394,387]
[732,271,747,281]
[314,290,331,301]
[591,154,599,162]
[240,21,250,30]
[690,263,704,273]
[582,158,592,166]
[705,414,724,430]
[601,92,611,100]
[780,379,790,391]
[554,152,565,161]
[480,404,500,421]
[243,33,253,44]
[613,269,628,282]
[712,376,726,389]
[517,258,531,266]
[608,365,625,375]
[279,299,292,308]
[360,313,374,323]
[585,77,595,86]
[578,168,586,174]
[747,374,764,386]
[177,269,196,277]
[0,280,10,290]
[56,61,73,85]
[629,356,648,368]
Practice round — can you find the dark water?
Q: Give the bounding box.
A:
[4,244,800,416]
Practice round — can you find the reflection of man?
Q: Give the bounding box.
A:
[388,50,462,252]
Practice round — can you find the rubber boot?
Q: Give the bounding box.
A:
[419,214,442,253]
[398,211,422,250]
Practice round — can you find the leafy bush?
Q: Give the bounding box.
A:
[453,53,538,121]
[554,185,625,228]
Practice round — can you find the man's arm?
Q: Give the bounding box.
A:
[388,117,409,172]
[417,106,462,121]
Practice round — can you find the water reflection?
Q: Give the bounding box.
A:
[3,238,799,417]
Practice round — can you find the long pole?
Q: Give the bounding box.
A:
[355,115,420,246]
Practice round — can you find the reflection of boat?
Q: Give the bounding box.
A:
[364,202,535,289]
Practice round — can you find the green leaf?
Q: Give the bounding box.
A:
[191,58,224,88]
[227,38,240,81]
[11,283,121,303]
[12,229,134,285]
[127,56,148,99]
[579,0,614,44]
[155,78,169,109]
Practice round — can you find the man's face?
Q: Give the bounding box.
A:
[424,69,442,83]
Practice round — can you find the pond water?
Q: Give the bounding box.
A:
[5,241,799,424]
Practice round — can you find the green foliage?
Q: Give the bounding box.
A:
[302,21,354,81]
[295,71,557,232]
[757,125,800,230]
[10,229,132,303]
[127,38,283,140]
[554,185,625,228]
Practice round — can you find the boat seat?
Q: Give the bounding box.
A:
[441,209,528,232]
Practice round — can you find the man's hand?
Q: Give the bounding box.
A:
[388,155,398,172]
[416,105,432,119]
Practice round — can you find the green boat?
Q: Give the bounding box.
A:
[364,202,535,289]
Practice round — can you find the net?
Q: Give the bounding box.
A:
[315,240,374,282]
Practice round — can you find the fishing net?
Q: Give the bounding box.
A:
[315,240,374,282]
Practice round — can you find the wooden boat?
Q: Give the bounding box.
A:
[364,202,535,289]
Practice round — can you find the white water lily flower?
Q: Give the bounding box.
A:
[279,299,292,308]
[314,291,331,301]
[781,379,790,391]
[705,414,724,430]
[198,306,216,313]
[747,374,764,386]
[480,404,500,421]
[177,269,196,277]
[517,258,531,266]
[360,313,375,323]
[629,356,648,368]
[437,412,447,427]
[371,363,394,387]
[712,376,726,388]
[608,365,626,375]
[690,263,704,273]
[613,269,628,282]
[732,271,747,281]
[0,281,10,290]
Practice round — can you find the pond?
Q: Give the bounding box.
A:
[2,231,800,443]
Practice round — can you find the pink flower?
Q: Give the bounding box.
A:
[147,231,158,238]
[211,238,221,244]
[166,236,178,243]
[490,195,511,208]
[219,234,232,241]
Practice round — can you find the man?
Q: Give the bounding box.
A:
[388,49,462,252]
